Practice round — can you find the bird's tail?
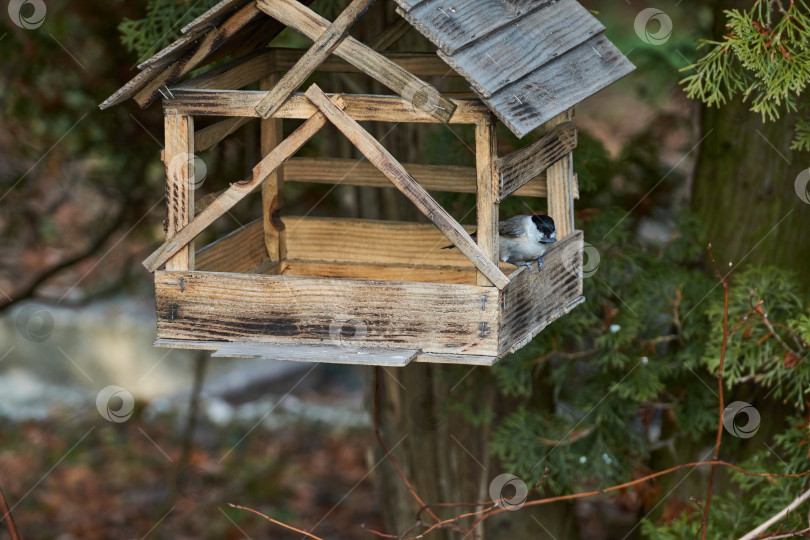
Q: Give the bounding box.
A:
[442,231,476,250]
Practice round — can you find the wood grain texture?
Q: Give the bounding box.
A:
[164,114,195,271]
[155,270,500,355]
[398,0,550,55]
[195,217,266,273]
[154,338,499,366]
[277,48,457,77]
[476,116,499,286]
[136,27,209,71]
[194,117,253,152]
[495,121,577,202]
[437,0,603,97]
[211,342,419,366]
[257,0,457,122]
[499,230,584,355]
[144,103,341,272]
[165,90,487,123]
[181,0,244,34]
[483,33,636,138]
[133,4,264,108]
[279,260,479,284]
[283,157,575,198]
[283,216,476,267]
[305,84,509,289]
[255,0,376,119]
[545,111,575,238]
[260,74,286,261]
[177,49,274,91]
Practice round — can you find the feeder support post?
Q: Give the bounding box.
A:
[164,111,195,271]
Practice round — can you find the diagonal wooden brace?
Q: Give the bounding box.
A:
[143,96,347,273]
[257,0,457,123]
[304,84,509,289]
[255,0,376,119]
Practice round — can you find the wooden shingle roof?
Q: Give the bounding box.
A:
[394,0,635,137]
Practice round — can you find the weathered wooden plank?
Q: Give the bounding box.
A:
[136,27,209,71]
[283,157,575,198]
[306,85,509,289]
[164,114,195,271]
[284,216,476,267]
[257,0,457,122]
[280,260,479,285]
[393,0,428,11]
[499,231,584,355]
[255,0,376,119]
[155,338,497,365]
[277,49,457,77]
[545,111,575,238]
[165,89,487,123]
[194,117,253,152]
[181,0,244,34]
[155,270,500,355]
[484,34,635,138]
[195,217,266,273]
[133,4,264,108]
[260,73,286,262]
[369,15,412,50]
[177,48,456,92]
[398,0,550,56]
[495,121,577,202]
[476,116,499,286]
[212,342,419,367]
[438,0,604,97]
[414,353,498,366]
[144,101,343,272]
[99,63,163,110]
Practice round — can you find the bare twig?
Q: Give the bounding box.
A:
[228,504,325,540]
[737,487,810,540]
[0,485,21,540]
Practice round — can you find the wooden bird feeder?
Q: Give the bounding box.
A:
[100,0,634,367]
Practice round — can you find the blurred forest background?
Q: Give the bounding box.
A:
[1,0,809,538]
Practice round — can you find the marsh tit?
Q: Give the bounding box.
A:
[444,214,557,270]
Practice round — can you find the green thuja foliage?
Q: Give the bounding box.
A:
[681,0,810,150]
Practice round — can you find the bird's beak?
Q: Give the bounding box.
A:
[540,238,556,244]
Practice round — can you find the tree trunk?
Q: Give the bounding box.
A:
[692,0,810,276]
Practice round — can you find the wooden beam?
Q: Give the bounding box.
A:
[194,117,252,152]
[133,4,263,108]
[211,341,419,367]
[255,0,376,119]
[305,84,509,289]
[165,89,487,123]
[495,121,577,202]
[280,259,479,285]
[155,270,500,355]
[260,74,286,262]
[283,157,576,198]
[476,115,499,286]
[164,113,195,271]
[276,48,457,77]
[368,15,412,50]
[545,110,576,238]
[256,0,456,122]
[144,99,345,273]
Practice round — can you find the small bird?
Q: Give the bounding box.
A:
[445,214,557,270]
